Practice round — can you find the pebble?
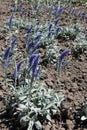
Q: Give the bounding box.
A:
[66,119,74,130]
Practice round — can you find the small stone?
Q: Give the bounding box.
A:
[51,119,55,124]
[0,91,3,98]
[66,119,74,130]
[43,124,51,130]
[45,80,53,87]
[79,55,84,62]
[60,128,65,130]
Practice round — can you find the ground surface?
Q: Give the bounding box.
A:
[0,1,87,130]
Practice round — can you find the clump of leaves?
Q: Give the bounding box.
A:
[5,81,64,130]
[45,42,59,63]
[57,23,83,40]
[72,32,87,52]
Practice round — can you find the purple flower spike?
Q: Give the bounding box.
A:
[27,26,33,34]
[17,61,23,72]
[54,7,58,16]
[48,31,52,38]
[57,49,71,73]
[34,34,43,41]
[82,15,86,21]
[32,42,41,53]
[26,40,33,53]
[54,6,63,16]
[34,66,40,78]
[26,26,33,37]
[58,7,63,14]
[11,5,16,12]
[69,7,74,15]
[56,26,62,35]
[34,2,39,10]
[32,55,40,75]
[54,18,60,25]
[59,49,71,63]
[11,38,17,50]
[13,61,23,79]
[4,47,11,60]
[50,5,55,12]
[29,54,38,66]
[77,10,82,17]
[49,23,53,31]
[9,15,13,29]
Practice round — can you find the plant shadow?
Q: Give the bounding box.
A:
[0,109,25,130]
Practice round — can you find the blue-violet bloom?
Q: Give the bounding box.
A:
[9,15,13,29]
[13,61,23,79]
[32,55,40,75]
[11,38,17,50]
[29,54,38,66]
[26,40,33,53]
[49,23,53,31]
[4,47,11,60]
[32,42,41,53]
[34,34,43,41]
[69,7,74,15]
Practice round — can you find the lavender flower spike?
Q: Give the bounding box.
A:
[59,49,71,62]
[58,7,63,14]
[34,2,39,10]
[11,38,17,50]
[34,66,40,78]
[26,40,33,53]
[32,42,41,53]
[69,7,74,15]
[9,15,13,29]
[13,61,23,79]
[54,18,60,25]
[29,54,38,66]
[4,47,11,60]
[32,55,40,76]
[77,10,82,17]
[25,25,33,38]
[34,34,43,41]
[49,23,53,31]
[50,5,55,12]
[57,49,71,73]
[27,25,33,35]
[56,26,62,36]
[48,31,52,38]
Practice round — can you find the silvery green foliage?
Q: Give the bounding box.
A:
[58,23,83,40]
[73,33,87,50]
[5,81,64,130]
[46,42,59,63]
[4,18,33,31]
[81,101,87,121]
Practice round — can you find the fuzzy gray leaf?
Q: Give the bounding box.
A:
[19,96,27,101]
[35,121,42,130]
[17,104,28,112]
[20,115,29,127]
[46,114,51,121]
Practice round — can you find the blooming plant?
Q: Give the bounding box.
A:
[3,2,65,130]
[2,0,87,130]
[4,46,64,130]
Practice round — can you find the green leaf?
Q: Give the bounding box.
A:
[46,114,51,121]
[27,120,34,130]
[20,115,29,127]
[19,96,27,101]
[35,121,42,130]
[17,104,28,112]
